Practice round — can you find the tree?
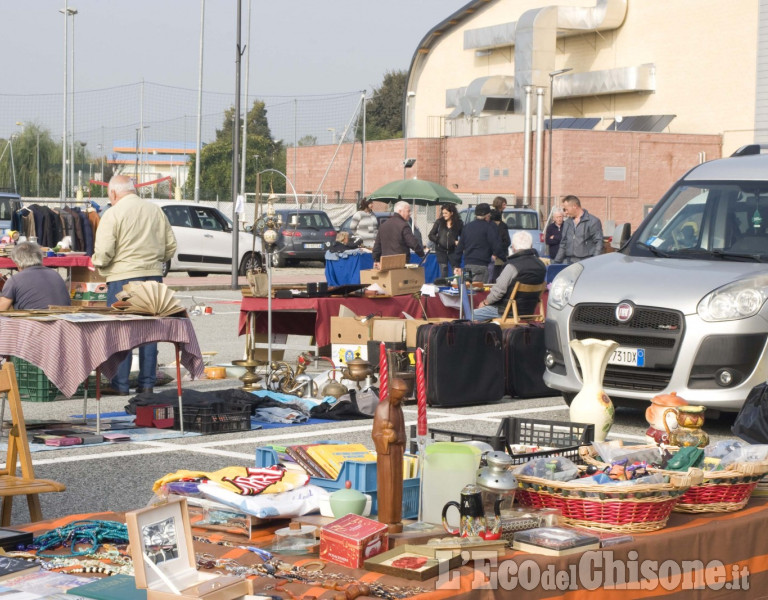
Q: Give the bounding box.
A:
[1,124,63,197]
[297,135,317,147]
[186,100,286,200]
[364,69,407,141]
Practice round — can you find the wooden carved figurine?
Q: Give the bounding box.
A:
[372,377,408,533]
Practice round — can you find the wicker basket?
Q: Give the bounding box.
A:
[579,446,768,514]
[515,468,699,533]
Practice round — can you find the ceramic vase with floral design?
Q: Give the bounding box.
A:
[569,338,619,442]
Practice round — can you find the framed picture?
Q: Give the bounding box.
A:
[126,498,252,600]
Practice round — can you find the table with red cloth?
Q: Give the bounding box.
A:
[0,315,204,396]
[16,499,768,600]
[239,293,486,348]
[0,255,94,269]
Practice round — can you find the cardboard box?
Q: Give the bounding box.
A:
[331,344,368,366]
[330,316,372,344]
[71,281,108,302]
[371,318,406,343]
[404,318,454,347]
[70,266,105,283]
[71,299,108,308]
[320,513,389,569]
[360,267,425,296]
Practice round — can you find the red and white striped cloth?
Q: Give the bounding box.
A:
[0,316,205,396]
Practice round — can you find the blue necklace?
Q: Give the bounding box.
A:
[33,520,129,557]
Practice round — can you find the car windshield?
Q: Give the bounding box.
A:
[283,212,333,228]
[632,182,768,262]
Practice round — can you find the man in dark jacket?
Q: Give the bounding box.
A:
[474,231,546,320]
[372,201,425,268]
[553,195,603,264]
[454,203,503,283]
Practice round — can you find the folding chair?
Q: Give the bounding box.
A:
[498,281,547,326]
[0,362,66,525]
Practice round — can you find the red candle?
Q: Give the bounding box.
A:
[378,341,388,402]
[416,347,427,436]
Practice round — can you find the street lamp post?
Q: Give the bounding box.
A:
[327,128,336,145]
[402,91,416,179]
[547,68,572,213]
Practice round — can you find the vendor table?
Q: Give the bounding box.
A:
[0,315,204,397]
[239,293,484,348]
[0,255,93,269]
[17,499,768,599]
[325,253,441,287]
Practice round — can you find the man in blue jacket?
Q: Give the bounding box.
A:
[454,203,504,283]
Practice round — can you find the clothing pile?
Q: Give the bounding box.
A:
[12,204,100,254]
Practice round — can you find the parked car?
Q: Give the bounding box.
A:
[459,205,546,256]
[544,149,768,413]
[271,209,336,267]
[0,192,22,232]
[337,211,424,245]
[151,200,263,277]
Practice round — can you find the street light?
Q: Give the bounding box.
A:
[327,128,336,144]
[60,6,78,197]
[403,91,416,179]
[547,67,572,213]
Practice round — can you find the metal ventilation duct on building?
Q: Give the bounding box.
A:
[464,21,516,50]
[446,75,515,117]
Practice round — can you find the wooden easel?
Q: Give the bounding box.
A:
[0,362,65,525]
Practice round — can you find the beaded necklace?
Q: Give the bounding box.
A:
[195,554,427,600]
[33,520,130,557]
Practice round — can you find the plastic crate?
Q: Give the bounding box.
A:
[408,424,506,454]
[175,399,251,434]
[255,446,420,519]
[10,357,95,402]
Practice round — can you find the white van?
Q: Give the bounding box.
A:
[544,148,768,413]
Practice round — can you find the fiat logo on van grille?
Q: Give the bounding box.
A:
[615,302,634,322]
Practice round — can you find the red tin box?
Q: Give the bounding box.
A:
[320,514,389,569]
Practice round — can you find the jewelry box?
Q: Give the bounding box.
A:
[126,497,252,600]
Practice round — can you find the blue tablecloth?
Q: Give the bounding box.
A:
[325,252,440,286]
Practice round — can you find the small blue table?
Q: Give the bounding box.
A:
[325,252,441,287]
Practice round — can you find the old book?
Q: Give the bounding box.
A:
[305,443,376,480]
[287,445,331,478]
[0,556,39,582]
[114,282,184,317]
[512,527,600,557]
[285,446,324,478]
[66,574,146,600]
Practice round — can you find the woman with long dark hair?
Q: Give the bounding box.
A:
[428,203,463,278]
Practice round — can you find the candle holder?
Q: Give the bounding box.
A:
[231,357,263,391]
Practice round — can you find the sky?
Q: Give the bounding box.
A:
[2,0,469,96]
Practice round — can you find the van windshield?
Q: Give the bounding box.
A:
[633,183,768,262]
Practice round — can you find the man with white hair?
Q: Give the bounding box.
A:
[545,208,565,258]
[473,230,546,321]
[92,175,177,395]
[0,242,71,310]
[372,200,424,269]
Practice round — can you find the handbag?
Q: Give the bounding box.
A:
[732,383,768,444]
[246,269,269,297]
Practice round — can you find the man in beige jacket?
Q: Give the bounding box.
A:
[92,175,177,395]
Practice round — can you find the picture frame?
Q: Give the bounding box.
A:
[126,497,252,600]
[363,545,462,581]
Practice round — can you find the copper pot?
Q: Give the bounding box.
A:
[342,357,374,382]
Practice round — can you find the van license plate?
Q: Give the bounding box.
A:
[304,243,323,249]
[609,347,645,367]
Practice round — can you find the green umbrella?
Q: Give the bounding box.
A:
[368,178,462,205]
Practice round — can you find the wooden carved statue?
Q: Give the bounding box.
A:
[372,377,408,533]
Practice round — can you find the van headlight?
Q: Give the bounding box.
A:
[697,275,768,321]
[549,263,584,310]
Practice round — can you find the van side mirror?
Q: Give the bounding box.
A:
[611,223,631,249]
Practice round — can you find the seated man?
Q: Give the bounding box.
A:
[0,242,72,310]
[329,231,361,254]
[473,231,546,321]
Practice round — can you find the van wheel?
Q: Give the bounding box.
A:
[562,392,577,407]
[238,252,263,275]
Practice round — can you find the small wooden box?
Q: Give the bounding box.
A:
[364,544,462,581]
[126,498,252,600]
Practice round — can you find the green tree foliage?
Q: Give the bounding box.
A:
[364,69,407,141]
[297,134,317,147]
[0,124,64,197]
[186,100,286,200]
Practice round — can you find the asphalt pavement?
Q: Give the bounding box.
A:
[6,264,742,525]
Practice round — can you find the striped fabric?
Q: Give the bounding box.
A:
[16,500,768,599]
[0,316,204,396]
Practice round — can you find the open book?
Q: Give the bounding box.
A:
[113,281,185,317]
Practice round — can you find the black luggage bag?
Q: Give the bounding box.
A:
[416,320,504,407]
[503,323,556,398]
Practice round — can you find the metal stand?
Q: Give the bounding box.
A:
[404,435,434,531]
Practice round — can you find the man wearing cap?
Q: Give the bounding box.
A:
[454,203,504,283]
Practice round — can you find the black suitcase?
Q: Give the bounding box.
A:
[503,323,556,398]
[417,320,504,407]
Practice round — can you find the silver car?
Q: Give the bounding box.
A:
[544,149,768,413]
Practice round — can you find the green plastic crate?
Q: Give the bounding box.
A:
[10,357,95,402]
